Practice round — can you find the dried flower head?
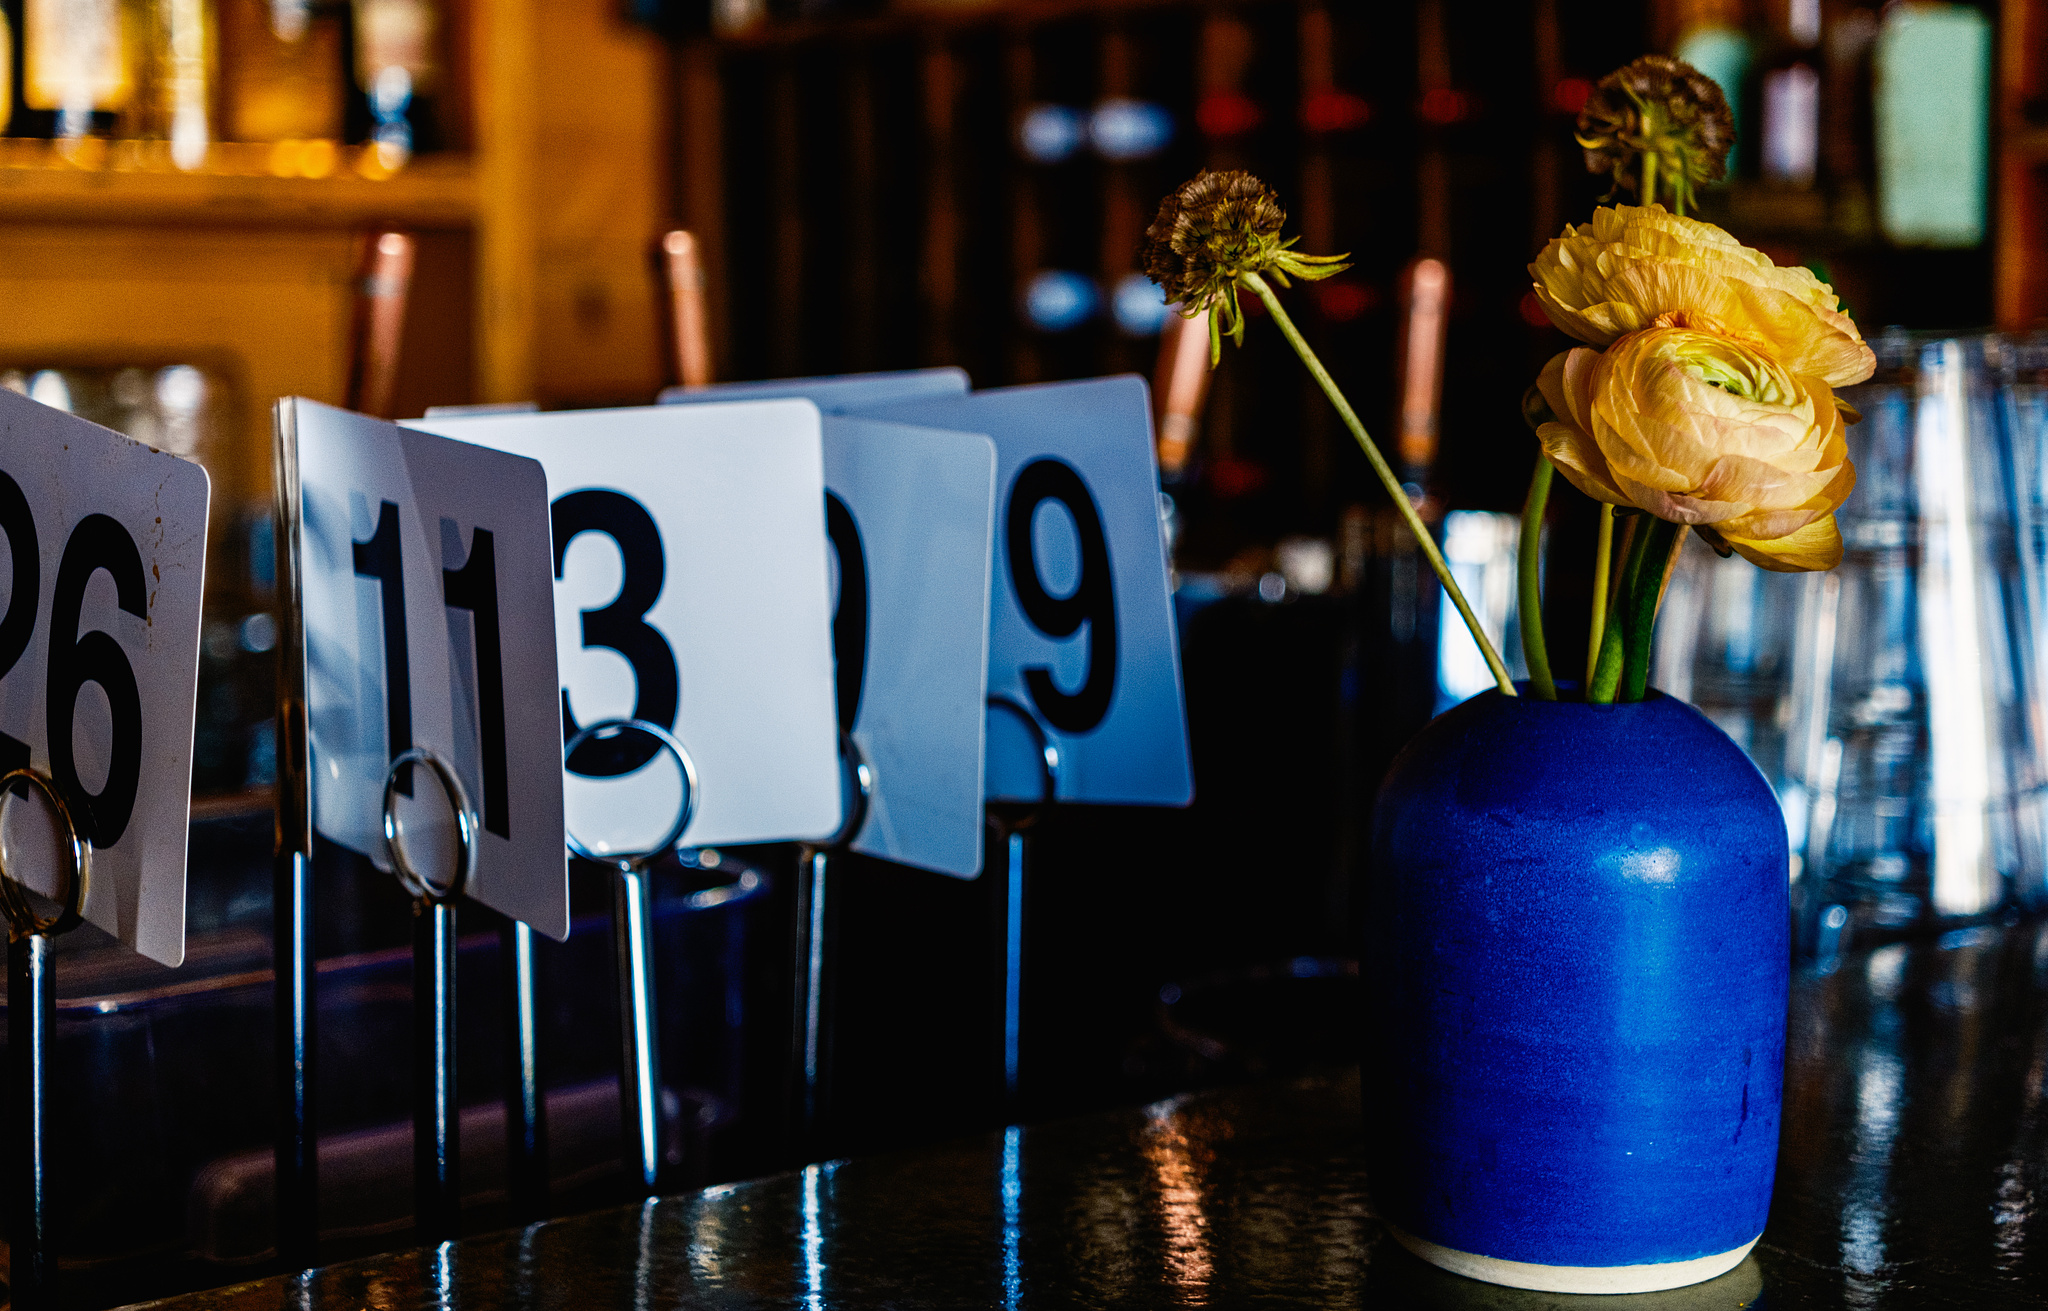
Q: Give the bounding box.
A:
[1143,170,1349,364]
[1576,55,1734,214]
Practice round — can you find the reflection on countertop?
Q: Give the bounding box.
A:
[135,920,2048,1310]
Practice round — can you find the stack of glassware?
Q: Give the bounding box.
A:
[1656,330,2048,957]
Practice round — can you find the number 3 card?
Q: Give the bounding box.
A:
[285,400,567,938]
[859,376,1194,807]
[409,403,842,853]
[0,388,209,965]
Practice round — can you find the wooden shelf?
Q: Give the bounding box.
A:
[0,140,475,228]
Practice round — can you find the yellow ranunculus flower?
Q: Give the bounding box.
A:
[1530,204,1876,390]
[1535,328,1856,573]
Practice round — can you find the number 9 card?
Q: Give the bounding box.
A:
[284,399,567,938]
[860,377,1194,807]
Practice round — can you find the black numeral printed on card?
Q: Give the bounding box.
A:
[1006,459,1118,733]
[442,527,509,838]
[353,499,512,838]
[0,472,147,846]
[825,490,869,734]
[550,490,679,777]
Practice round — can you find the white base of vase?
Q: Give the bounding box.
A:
[1388,1225,1760,1294]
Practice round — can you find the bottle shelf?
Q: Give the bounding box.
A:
[0,140,475,228]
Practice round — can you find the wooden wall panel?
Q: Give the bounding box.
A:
[0,225,359,517]
[524,2,671,407]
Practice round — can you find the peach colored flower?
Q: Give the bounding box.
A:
[1535,328,1855,572]
[1530,204,1876,389]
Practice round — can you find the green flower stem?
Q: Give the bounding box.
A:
[1518,457,1556,700]
[1620,519,1685,703]
[1585,502,1615,690]
[1242,270,1516,699]
[1643,150,1661,212]
[1587,512,1655,704]
[1589,603,1627,702]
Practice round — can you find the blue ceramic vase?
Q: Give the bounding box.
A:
[1365,687,1789,1293]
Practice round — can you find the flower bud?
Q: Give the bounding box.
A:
[1576,54,1734,213]
[1143,170,1349,362]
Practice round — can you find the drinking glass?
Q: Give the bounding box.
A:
[1656,332,2048,951]
[1787,333,2048,940]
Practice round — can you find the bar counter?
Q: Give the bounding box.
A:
[134,918,2048,1310]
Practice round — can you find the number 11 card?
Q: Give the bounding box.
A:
[285,399,567,938]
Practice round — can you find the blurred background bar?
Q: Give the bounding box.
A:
[5,0,2042,580]
[1,0,2046,1304]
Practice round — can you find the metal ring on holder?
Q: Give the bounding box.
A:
[383,748,478,903]
[821,729,874,852]
[563,718,699,870]
[0,769,90,938]
[986,695,1059,807]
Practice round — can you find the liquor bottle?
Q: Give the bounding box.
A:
[346,231,415,418]
[141,0,211,166]
[348,0,440,163]
[2,0,26,134]
[1670,0,1751,170]
[1819,2,1881,240]
[20,0,135,138]
[1872,1,1991,247]
[662,229,715,389]
[218,0,343,143]
[1756,0,1823,189]
[1151,307,1211,482]
[1,5,13,132]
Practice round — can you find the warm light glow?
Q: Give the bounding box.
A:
[1195,92,1260,139]
[1550,77,1593,115]
[1417,87,1473,125]
[1301,89,1370,133]
[1142,1100,1213,1295]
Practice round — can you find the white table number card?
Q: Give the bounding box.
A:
[285,399,567,938]
[860,377,1195,807]
[671,383,998,876]
[0,388,209,965]
[657,368,968,412]
[409,403,843,853]
[823,421,996,877]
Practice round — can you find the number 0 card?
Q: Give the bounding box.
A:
[0,388,209,966]
[285,400,567,939]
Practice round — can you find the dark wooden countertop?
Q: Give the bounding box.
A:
[130,918,2048,1309]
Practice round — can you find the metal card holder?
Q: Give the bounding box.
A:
[270,405,561,1263]
[0,768,92,1311]
[381,748,477,1243]
[788,731,873,1153]
[271,400,319,1270]
[985,696,1059,1120]
[563,717,699,1199]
